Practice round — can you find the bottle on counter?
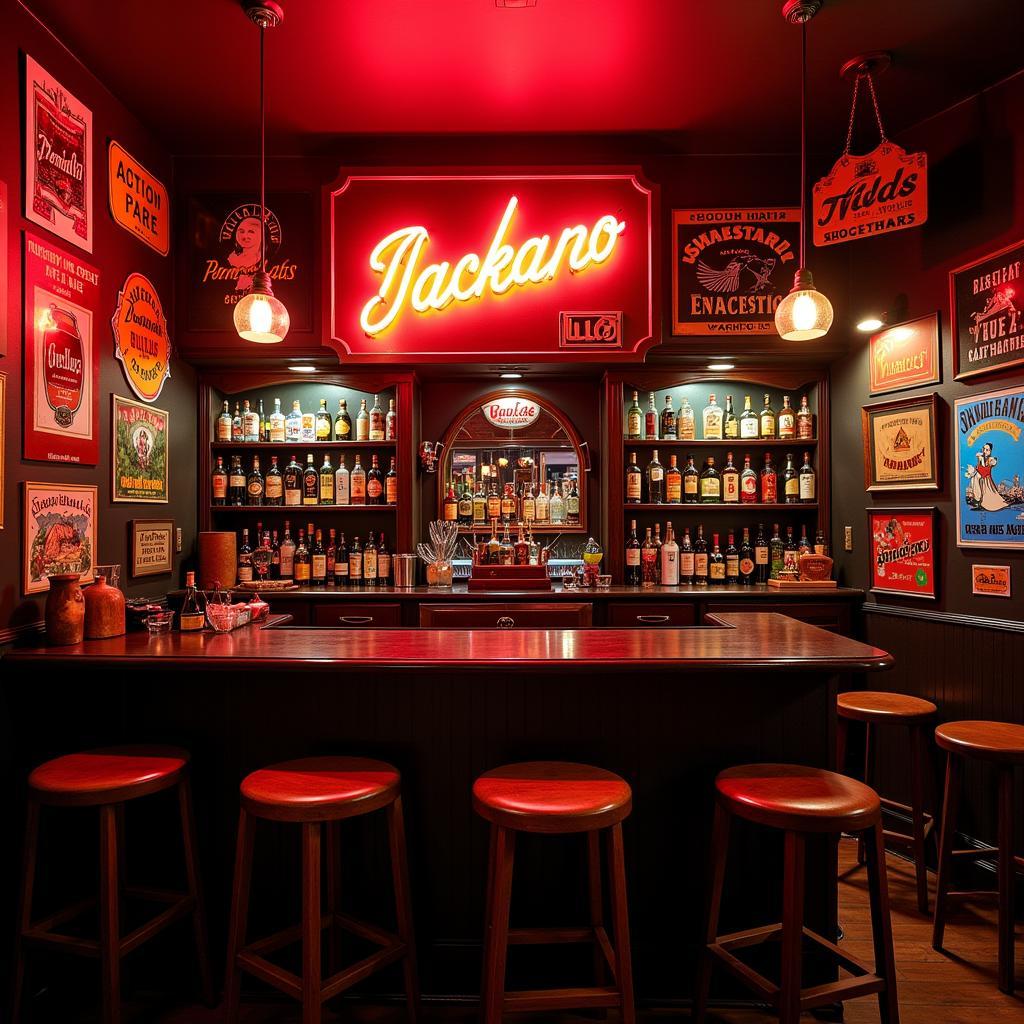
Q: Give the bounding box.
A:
[326,528,337,581]
[364,533,379,585]
[311,529,327,586]
[693,524,709,586]
[661,522,680,586]
[769,523,784,579]
[754,522,769,584]
[238,528,254,583]
[279,522,295,581]
[625,519,641,585]
[653,523,663,583]
[378,533,391,584]
[179,571,206,632]
[212,455,228,506]
[709,533,726,583]
[739,527,756,585]
[294,529,311,584]
[679,526,694,584]
[640,527,658,588]
[335,532,349,586]
[626,391,642,439]
[349,536,363,585]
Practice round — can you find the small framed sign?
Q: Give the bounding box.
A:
[971,564,1011,598]
[861,393,941,492]
[867,506,937,600]
[868,312,941,395]
[112,395,169,503]
[129,518,174,578]
[23,481,97,594]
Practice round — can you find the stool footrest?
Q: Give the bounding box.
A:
[800,974,887,1011]
[503,985,622,1012]
[119,895,194,956]
[506,924,619,979]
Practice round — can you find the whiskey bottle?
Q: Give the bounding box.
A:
[270,530,281,579]
[723,395,739,439]
[754,523,769,583]
[265,455,283,506]
[647,449,665,504]
[814,529,827,556]
[487,519,501,564]
[769,523,784,579]
[231,401,243,442]
[522,483,536,523]
[739,528,755,585]
[443,483,458,522]
[335,532,349,585]
[514,525,530,566]
[284,453,303,506]
[212,455,228,506]
[739,394,759,439]
[760,453,777,503]
[625,519,641,585]
[302,454,319,505]
[653,522,664,583]
[661,522,680,586]
[487,480,502,522]
[458,477,474,525]
[797,395,814,440]
[369,394,385,441]
[783,452,800,504]
[660,395,677,440]
[286,400,302,442]
[378,533,392,584]
[385,398,397,441]
[179,571,206,632]
[678,397,696,441]
[500,484,516,524]
[693,525,709,586]
[335,399,352,441]
[499,524,514,566]
[229,455,246,506]
[366,454,384,505]
[626,390,642,440]
[566,479,580,525]
[699,455,721,503]
[279,522,296,580]
[238,528,254,583]
[535,482,550,523]
[778,395,796,439]
[709,533,726,583]
[363,533,379,585]
[319,453,335,504]
[356,399,369,441]
[666,454,682,504]
[784,525,799,574]
[473,479,487,525]
[311,529,327,586]
[702,393,723,440]
[740,455,758,504]
[269,398,286,442]
[294,529,311,584]
[799,452,816,503]
[683,454,699,504]
[301,404,317,443]
[645,392,658,440]
[798,526,811,556]
[759,394,776,439]
[626,452,643,503]
[335,455,350,505]
[242,400,260,442]
[315,399,332,441]
[348,535,363,585]
[258,399,267,442]
[679,527,695,584]
[324,528,336,581]
[386,457,399,505]
[725,531,739,583]
[216,400,232,441]
[722,452,739,503]
[640,527,658,588]
[549,484,566,524]
[351,455,366,505]
[527,527,540,566]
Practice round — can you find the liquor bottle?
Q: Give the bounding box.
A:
[283,453,302,506]
[625,519,641,584]
[487,520,501,564]
[378,533,391,584]
[385,399,397,441]
[549,484,566,524]
[258,399,268,442]
[212,455,228,506]
[302,454,319,505]
[500,483,516,525]
[472,479,487,525]
[799,452,816,503]
[783,452,800,504]
[760,453,777,503]
[231,401,243,441]
[319,453,336,504]
[300,404,317,443]
[647,449,665,504]
[739,394,759,439]
[666,455,682,504]
[769,523,785,579]
[723,395,739,439]
[779,395,796,439]
[678,397,696,441]
[693,525,709,586]
[535,482,550,523]
[486,480,501,522]
[626,390,642,440]
[443,483,458,522]
[702,393,723,440]
[315,399,332,441]
[499,524,514,566]
[798,526,811,556]
[335,455,350,505]
[216,400,232,442]
[270,530,281,578]
[640,527,658,587]
[740,455,757,504]
[566,479,580,525]
[326,527,337,581]
[514,525,530,566]
[653,522,664,583]
[754,523,769,583]
[625,452,642,503]
[522,483,536,523]
[645,392,658,440]
[351,455,366,505]
[679,527,694,584]
[311,529,327,586]
[335,532,349,586]
[458,477,474,525]
[269,398,286,442]
[238,528,254,583]
[661,522,680,586]
[725,531,739,583]
[243,399,260,442]
[699,455,721,503]
[348,535,363,585]
[739,528,755,584]
[179,571,206,632]
[229,455,246,506]
[683,454,699,504]
[797,395,814,440]
[293,529,311,584]
[264,455,283,506]
[660,395,677,440]
[722,452,739,503]
[356,399,370,441]
[369,395,385,441]
[366,454,384,505]
[784,525,799,574]
[286,400,302,442]
[709,533,726,583]
[335,399,352,441]
[386,457,399,505]
[363,533,378,585]
[759,393,776,439]
[527,526,540,566]
[279,522,296,581]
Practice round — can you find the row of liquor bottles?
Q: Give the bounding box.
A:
[237,521,395,586]
[214,394,397,444]
[626,450,816,504]
[625,391,815,442]
[625,520,826,586]
[472,520,548,566]
[213,452,397,507]
[442,476,581,526]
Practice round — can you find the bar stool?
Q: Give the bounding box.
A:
[473,761,635,1024]
[837,690,937,912]
[694,764,900,1024]
[932,720,1024,995]
[12,745,212,1024]
[224,756,420,1024]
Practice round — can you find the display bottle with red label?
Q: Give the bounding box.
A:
[740,455,758,503]
[709,533,726,583]
[386,457,399,505]
[739,527,756,584]
[350,455,366,505]
[644,393,658,440]
[760,453,777,503]
[212,456,228,506]
[366,454,384,505]
[385,398,397,441]
[625,519,641,585]
[640,527,659,587]
[778,395,796,439]
[369,395,385,441]
[797,395,814,439]
[666,455,682,504]
[625,452,642,503]
[722,452,739,503]
[725,531,740,583]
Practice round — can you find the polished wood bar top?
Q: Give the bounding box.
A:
[5,612,892,672]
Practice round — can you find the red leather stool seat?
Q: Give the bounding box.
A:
[935,720,1024,764]
[240,756,401,822]
[716,763,881,833]
[838,690,937,723]
[28,745,189,806]
[473,761,632,833]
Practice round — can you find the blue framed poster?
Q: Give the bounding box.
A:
[955,384,1024,549]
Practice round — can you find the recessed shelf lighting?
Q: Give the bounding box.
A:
[499,372,523,380]
[707,363,735,371]
[288,365,317,373]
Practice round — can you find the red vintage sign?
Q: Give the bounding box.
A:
[867,507,937,600]
[326,170,657,363]
[813,142,927,247]
[868,312,941,395]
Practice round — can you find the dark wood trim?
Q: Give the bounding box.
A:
[861,601,1024,635]
[0,620,44,646]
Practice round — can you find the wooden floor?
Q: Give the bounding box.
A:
[22,840,1023,1022]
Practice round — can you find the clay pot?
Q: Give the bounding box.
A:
[84,572,126,639]
[44,573,85,646]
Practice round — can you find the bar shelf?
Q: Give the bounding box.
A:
[623,503,818,511]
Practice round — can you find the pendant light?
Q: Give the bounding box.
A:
[774,0,834,342]
[233,2,290,344]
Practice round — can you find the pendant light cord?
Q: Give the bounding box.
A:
[260,24,266,276]
[799,17,807,270]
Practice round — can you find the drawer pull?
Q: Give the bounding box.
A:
[636,614,670,624]
[496,616,516,629]
[339,615,373,625]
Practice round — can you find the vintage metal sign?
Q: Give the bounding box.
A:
[868,312,941,395]
[481,397,540,430]
[108,141,169,255]
[111,272,171,402]
[327,171,657,362]
[867,507,937,600]
[813,142,927,247]
[113,395,169,503]
[671,208,799,335]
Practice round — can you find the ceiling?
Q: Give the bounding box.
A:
[22,0,1024,155]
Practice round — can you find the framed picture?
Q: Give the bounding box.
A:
[671,207,800,335]
[868,312,941,395]
[23,481,97,594]
[129,518,174,578]
[867,506,937,600]
[861,393,941,492]
[0,179,8,357]
[971,565,1011,598]
[950,238,1024,381]
[954,384,1024,549]
[23,232,100,464]
[24,55,93,253]
[112,395,169,503]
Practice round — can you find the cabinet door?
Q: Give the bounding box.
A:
[703,601,850,635]
[607,602,696,628]
[419,603,593,628]
[312,602,403,628]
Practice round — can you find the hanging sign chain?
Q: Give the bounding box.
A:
[843,71,888,155]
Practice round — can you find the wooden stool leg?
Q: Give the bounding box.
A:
[387,796,422,1023]
[996,766,1016,995]
[836,712,850,775]
[858,723,873,866]
[224,809,255,1024]
[779,830,806,1024]
[326,821,342,974]
[909,725,930,914]
[99,804,121,1024]
[178,778,213,1005]
[693,801,730,1024]
[480,824,515,1024]
[302,822,322,1024]
[864,821,901,1024]
[607,823,636,1024]
[11,799,40,1023]
[931,752,961,951]
[587,830,608,986]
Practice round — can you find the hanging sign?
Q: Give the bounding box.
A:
[867,507,937,600]
[481,397,540,430]
[108,141,169,255]
[111,272,171,402]
[327,170,657,363]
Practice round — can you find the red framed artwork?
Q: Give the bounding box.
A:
[0,179,8,357]
[867,506,937,600]
[868,312,941,395]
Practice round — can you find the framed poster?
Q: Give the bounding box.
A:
[0,179,7,357]
[23,481,97,594]
[111,272,171,401]
[129,518,174,578]
[861,393,940,492]
[23,232,100,464]
[24,55,93,253]
[868,312,941,395]
[112,395,169,503]
[954,384,1024,550]
[950,238,1024,381]
[971,565,1011,598]
[671,207,799,335]
[867,507,937,600]
[107,141,169,256]
[186,191,312,332]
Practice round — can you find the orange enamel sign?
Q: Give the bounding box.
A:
[108,141,169,255]
[111,273,171,402]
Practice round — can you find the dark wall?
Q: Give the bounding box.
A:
[0,0,197,633]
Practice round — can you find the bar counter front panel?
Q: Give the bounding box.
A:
[3,613,891,1005]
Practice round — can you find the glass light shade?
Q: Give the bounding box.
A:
[774,269,834,341]
[233,272,290,344]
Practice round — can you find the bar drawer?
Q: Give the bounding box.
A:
[312,602,403,628]
[607,603,696,627]
[419,603,592,628]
